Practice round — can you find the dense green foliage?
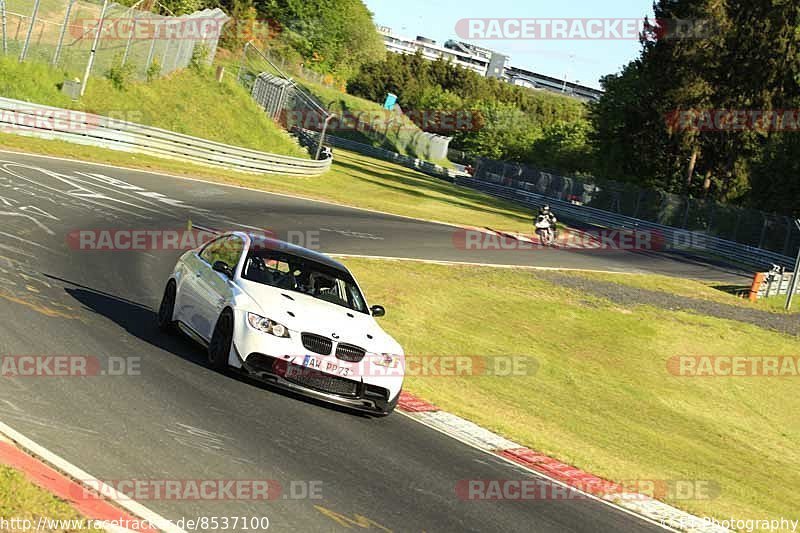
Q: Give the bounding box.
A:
[212,0,384,79]
[591,0,800,213]
[348,52,592,171]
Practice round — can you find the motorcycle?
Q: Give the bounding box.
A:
[535,215,555,246]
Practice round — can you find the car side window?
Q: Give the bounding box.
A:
[200,236,245,269]
[200,237,223,264]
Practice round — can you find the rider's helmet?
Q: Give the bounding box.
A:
[541,204,551,214]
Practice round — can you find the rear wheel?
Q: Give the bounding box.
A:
[157,281,177,332]
[208,309,234,371]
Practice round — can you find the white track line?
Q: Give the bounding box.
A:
[0,420,186,533]
[0,148,521,233]
[327,253,638,274]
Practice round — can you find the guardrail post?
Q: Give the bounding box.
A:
[18,0,40,61]
[52,0,75,65]
[80,0,108,96]
[0,0,7,55]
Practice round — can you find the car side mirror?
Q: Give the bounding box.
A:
[212,260,233,279]
[370,305,386,317]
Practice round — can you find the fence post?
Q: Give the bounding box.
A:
[782,218,793,256]
[121,9,139,67]
[785,219,800,310]
[315,114,333,160]
[757,216,768,250]
[52,0,75,65]
[80,0,109,96]
[144,21,157,73]
[0,0,7,55]
[18,0,41,61]
[160,36,172,74]
[237,41,250,84]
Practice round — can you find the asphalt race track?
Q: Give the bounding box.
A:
[0,150,742,532]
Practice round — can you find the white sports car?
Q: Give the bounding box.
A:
[157,231,404,415]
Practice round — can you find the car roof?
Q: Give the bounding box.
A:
[237,232,348,272]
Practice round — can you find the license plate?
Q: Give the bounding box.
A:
[294,355,351,377]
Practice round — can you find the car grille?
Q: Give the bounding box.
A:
[301,333,332,355]
[335,343,366,362]
[284,364,359,397]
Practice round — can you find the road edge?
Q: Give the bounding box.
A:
[0,420,186,533]
[396,391,728,533]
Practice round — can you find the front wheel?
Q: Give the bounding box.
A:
[157,281,177,332]
[208,310,234,371]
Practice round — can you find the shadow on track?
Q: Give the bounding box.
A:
[44,274,374,419]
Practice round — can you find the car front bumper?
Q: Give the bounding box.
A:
[240,353,399,415]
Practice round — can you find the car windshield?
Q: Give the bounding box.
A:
[241,249,368,314]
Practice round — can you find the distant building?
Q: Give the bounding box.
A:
[505,66,603,102]
[376,25,604,101]
[377,26,507,78]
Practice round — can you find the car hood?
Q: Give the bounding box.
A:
[236,279,401,352]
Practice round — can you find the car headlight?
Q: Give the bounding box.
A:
[247,312,290,338]
[372,353,402,368]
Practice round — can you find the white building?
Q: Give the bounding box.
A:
[376,25,604,101]
[377,26,508,78]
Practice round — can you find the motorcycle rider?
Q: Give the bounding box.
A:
[534,205,558,245]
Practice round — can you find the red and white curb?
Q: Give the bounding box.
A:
[397,392,728,533]
[0,421,185,533]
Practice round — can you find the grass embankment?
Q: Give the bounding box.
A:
[344,258,799,528]
[299,79,451,164]
[0,56,307,158]
[0,133,535,233]
[0,463,83,532]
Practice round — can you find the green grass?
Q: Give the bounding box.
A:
[0,132,537,233]
[0,463,84,531]
[342,257,800,529]
[0,56,308,158]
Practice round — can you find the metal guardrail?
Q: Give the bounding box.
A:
[300,129,461,181]
[456,176,795,269]
[0,97,332,176]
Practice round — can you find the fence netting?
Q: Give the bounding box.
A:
[474,157,800,255]
[1,0,227,83]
